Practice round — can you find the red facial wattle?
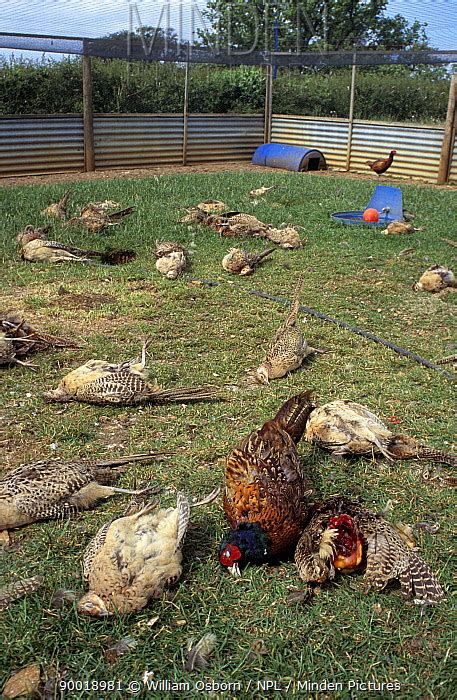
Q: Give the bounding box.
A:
[328,514,363,570]
[219,544,242,568]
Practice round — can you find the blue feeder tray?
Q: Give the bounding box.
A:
[332,185,403,226]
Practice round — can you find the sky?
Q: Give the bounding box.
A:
[1,0,456,61]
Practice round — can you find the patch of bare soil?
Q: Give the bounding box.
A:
[49,288,116,310]
[1,161,455,190]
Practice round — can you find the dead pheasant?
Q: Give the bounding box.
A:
[155,241,188,280]
[254,277,315,383]
[0,310,77,367]
[0,452,165,530]
[219,392,315,575]
[65,203,134,233]
[222,247,275,275]
[77,488,219,616]
[43,341,220,406]
[304,399,456,466]
[42,190,71,220]
[17,226,136,264]
[413,265,456,293]
[262,226,302,249]
[0,576,44,611]
[249,185,279,198]
[295,497,445,605]
[381,221,422,235]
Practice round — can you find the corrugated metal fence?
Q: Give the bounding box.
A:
[272,115,454,183]
[1,112,456,183]
[0,114,264,177]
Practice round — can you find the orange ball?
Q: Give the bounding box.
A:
[363,208,379,222]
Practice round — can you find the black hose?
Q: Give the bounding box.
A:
[188,278,456,381]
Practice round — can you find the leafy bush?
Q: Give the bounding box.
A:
[0,56,449,123]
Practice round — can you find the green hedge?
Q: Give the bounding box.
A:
[0,57,449,123]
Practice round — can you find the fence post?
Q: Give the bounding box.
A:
[82,53,95,172]
[264,63,273,143]
[437,72,457,184]
[345,49,357,172]
[183,44,190,166]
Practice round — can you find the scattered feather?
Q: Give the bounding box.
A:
[185,633,217,671]
[104,637,138,664]
[51,589,77,609]
[286,589,315,605]
[2,665,41,698]
[415,521,440,534]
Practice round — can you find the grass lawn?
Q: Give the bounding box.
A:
[0,170,455,699]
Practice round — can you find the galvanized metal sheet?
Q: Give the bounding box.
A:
[350,121,444,182]
[0,116,84,176]
[94,114,184,169]
[186,115,263,163]
[448,137,457,183]
[271,115,349,168]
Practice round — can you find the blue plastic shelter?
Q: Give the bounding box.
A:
[252,143,326,172]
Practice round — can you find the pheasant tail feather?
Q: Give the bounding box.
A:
[272,390,316,444]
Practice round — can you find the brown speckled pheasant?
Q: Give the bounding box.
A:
[0,453,164,530]
[65,204,134,233]
[304,399,456,466]
[381,221,421,235]
[155,241,188,280]
[42,190,71,220]
[262,226,302,249]
[219,391,315,575]
[43,342,220,406]
[295,497,445,605]
[17,226,136,265]
[222,247,275,276]
[0,576,44,611]
[0,310,77,367]
[255,277,314,383]
[413,265,456,293]
[77,488,219,616]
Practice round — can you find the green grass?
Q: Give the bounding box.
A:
[0,171,455,700]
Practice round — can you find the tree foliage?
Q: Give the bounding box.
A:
[201,0,430,52]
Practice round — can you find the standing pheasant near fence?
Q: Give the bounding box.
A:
[295,497,445,605]
[366,150,397,176]
[219,391,315,575]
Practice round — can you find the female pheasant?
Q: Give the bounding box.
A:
[222,247,275,276]
[219,391,316,575]
[77,488,219,616]
[43,342,220,406]
[0,310,77,367]
[295,497,445,605]
[413,265,456,293]
[255,277,314,383]
[304,399,456,466]
[0,452,164,530]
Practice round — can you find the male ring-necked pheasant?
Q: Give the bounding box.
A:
[219,391,316,575]
[43,342,220,406]
[255,277,315,383]
[295,497,445,605]
[304,399,456,466]
[0,452,164,530]
[77,488,220,616]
